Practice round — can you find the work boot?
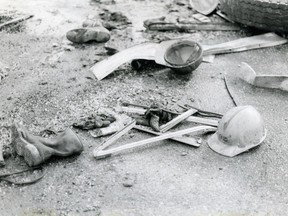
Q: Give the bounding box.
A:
[11,123,84,167]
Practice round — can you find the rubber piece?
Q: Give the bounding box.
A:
[0,166,46,185]
[219,0,288,33]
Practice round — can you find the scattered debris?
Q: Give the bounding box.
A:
[0,14,33,30]
[11,123,84,167]
[0,125,11,166]
[144,16,240,31]
[202,32,288,56]
[99,9,131,30]
[89,112,132,138]
[0,61,9,83]
[66,27,110,43]
[94,121,136,159]
[89,122,125,138]
[134,125,201,147]
[238,62,288,92]
[131,59,164,71]
[120,103,220,127]
[216,10,235,23]
[62,44,75,51]
[122,173,136,187]
[181,152,188,156]
[185,116,219,126]
[94,121,216,159]
[91,40,203,80]
[82,18,102,28]
[143,105,175,131]
[202,54,215,63]
[189,0,219,15]
[160,108,197,132]
[224,76,238,106]
[92,0,116,4]
[207,106,266,157]
[181,104,223,118]
[73,114,116,130]
[192,13,211,23]
[92,33,287,80]
[0,139,5,167]
[0,166,46,185]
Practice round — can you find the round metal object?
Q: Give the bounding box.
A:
[164,40,203,74]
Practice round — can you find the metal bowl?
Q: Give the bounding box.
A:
[164,40,203,74]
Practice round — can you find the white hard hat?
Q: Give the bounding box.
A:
[189,0,219,15]
[207,105,267,157]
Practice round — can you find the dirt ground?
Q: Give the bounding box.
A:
[0,0,288,215]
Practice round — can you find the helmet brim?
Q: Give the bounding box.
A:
[207,133,264,157]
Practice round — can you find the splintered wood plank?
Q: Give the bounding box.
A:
[134,125,201,147]
[95,126,216,159]
[93,121,136,157]
[160,108,197,133]
[202,33,288,56]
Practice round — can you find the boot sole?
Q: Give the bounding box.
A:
[66,28,110,43]
[22,144,42,167]
[11,123,28,156]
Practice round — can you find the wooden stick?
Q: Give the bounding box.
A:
[216,11,235,23]
[160,108,197,133]
[224,76,238,106]
[192,13,211,23]
[94,126,216,159]
[202,33,287,56]
[147,22,240,31]
[121,102,179,115]
[120,106,219,126]
[93,121,136,157]
[238,62,288,91]
[120,106,146,115]
[0,15,34,29]
[185,116,219,127]
[134,125,201,147]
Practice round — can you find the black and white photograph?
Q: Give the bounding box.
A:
[0,0,287,215]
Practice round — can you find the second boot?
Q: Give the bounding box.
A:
[11,123,84,167]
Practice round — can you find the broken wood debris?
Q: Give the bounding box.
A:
[144,17,240,31]
[94,125,216,159]
[179,104,223,118]
[202,32,288,56]
[120,104,219,127]
[192,13,211,23]
[134,125,201,147]
[216,10,235,23]
[160,108,197,133]
[89,122,125,138]
[185,116,219,127]
[238,62,288,91]
[0,14,33,30]
[93,121,136,158]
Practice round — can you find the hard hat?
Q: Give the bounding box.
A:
[207,105,267,157]
[189,0,219,15]
[164,40,203,74]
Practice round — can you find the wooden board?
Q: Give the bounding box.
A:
[94,125,217,159]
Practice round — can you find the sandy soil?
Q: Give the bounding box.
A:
[0,0,288,215]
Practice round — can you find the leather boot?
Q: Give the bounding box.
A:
[11,123,84,167]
